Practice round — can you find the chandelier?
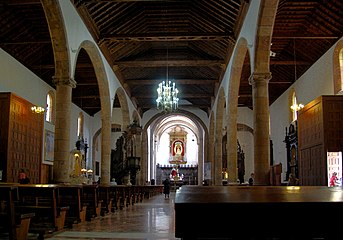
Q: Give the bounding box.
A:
[156,45,179,112]
[156,80,179,112]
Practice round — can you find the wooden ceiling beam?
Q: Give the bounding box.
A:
[73,96,100,99]
[127,79,217,85]
[115,59,224,67]
[0,41,51,45]
[270,60,310,65]
[136,93,211,98]
[272,35,339,39]
[142,103,210,109]
[102,32,233,42]
[2,0,40,5]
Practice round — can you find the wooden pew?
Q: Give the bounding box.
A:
[141,185,163,199]
[108,185,122,211]
[0,185,35,240]
[16,184,69,237]
[82,184,102,220]
[175,185,343,239]
[58,184,86,226]
[113,185,129,209]
[132,186,143,203]
[98,184,114,215]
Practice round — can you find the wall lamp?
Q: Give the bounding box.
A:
[290,103,304,112]
[31,106,45,114]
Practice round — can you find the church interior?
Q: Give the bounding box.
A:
[0,0,343,239]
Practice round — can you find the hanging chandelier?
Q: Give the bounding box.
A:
[156,80,179,112]
[156,44,179,112]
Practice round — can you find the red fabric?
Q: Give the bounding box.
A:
[329,175,338,187]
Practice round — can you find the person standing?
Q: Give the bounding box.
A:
[288,173,299,186]
[329,172,339,187]
[18,168,30,184]
[248,173,254,186]
[162,178,171,199]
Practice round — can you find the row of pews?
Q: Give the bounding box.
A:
[0,183,163,240]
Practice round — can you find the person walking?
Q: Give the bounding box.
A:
[162,177,171,199]
[329,172,339,187]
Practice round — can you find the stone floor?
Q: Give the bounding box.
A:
[45,191,179,240]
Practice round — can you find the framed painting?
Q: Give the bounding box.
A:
[45,130,54,162]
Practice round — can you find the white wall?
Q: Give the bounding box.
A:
[270,38,341,182]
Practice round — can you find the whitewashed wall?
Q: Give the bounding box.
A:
[270,38,341,182]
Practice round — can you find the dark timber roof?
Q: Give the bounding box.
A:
[0,0,342,116]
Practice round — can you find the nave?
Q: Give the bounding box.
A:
[45,191,179,240]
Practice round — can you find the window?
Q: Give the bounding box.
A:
[290,91,303,122]
[45,91,54,123]
[77,112,84,138]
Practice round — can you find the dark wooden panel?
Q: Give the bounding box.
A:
[0,92,44,184]
[298,95,343,186]
[175,185,343,239]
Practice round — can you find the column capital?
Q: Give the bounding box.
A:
[52,76,76,88]
[248,72,272,85]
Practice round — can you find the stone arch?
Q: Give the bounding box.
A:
[254,0,279,73]
[251,0,279,185]
[132,110,141,125]
[78,41,111,118]
[142,110,208,185]
[41,0,73,182]
[115,87,130,131]
[214,87,226,185]
[41,0,70,80]
[77,40,112,183]
[333,40,343,94]
[226,37,249,183]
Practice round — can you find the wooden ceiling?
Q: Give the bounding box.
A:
[1,0,342,116]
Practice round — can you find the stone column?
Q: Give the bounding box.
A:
[249,72,272,185]
[101,114,112,184]
[140,133,148,185]
[214,137,223,185]
[136,134,143,185]
[197,137,203,186]
[53,76,76,183]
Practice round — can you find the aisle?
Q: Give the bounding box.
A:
[46,191,179,240]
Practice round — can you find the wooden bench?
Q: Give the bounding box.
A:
[82,185,102,220]
[58,184,87,226]
[0,185,35,240]
[175,185,343,239]
[141,185,163,199]
[132,186,144,203]
[113,185,129,209]
[98,184,116,215]
[16,184,69,236]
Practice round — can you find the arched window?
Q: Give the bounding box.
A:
[77,112,84,138]
[292,93,298,121]
[45,91,54,123]
[290,91,303,122]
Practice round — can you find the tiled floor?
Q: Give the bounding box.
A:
[46,192,180,240]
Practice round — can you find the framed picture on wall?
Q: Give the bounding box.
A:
[45,130,54,162]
